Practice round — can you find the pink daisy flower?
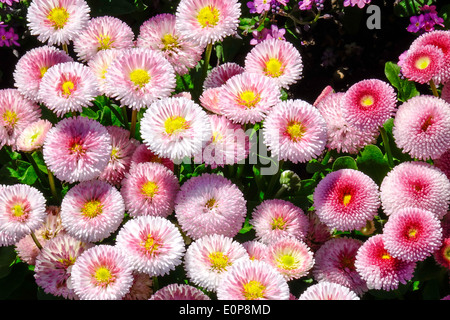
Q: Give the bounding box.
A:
[218,72,281,124]
[312,237,368,295]
[175,0,241,47]
[313,169,380,231]
[43,116,112,183]
[354,234,416,291]
[341,79,397,131]
[73,16,134,62]
[120,162,179,218]
[199,87,223,114]
[434,148,450,180]
[38,61,100,117]
[242,240,269,261]
[203,62,245,90]
[216,259,290,300]
[122,272,153,300]
[140,96,212,160]
[34,233,93,300]
[175,173,246,240]
[401,44,444,84]
[60,180,125,243]
[392,95,450,161]
[250,199,309,244]
[442,81,450,104]
[184,234,249,292]
[87,48,123,96]
[27,0,90,46]
[313,85,334,106]
[434,237,450,269]
[304,211,332,252]
[16,119,52,153]
[70,244,134,300]
[130,143,174,172]
[13,45,73,102]
[380,161,450,219]
[150,284,211,300]
[262,99,328,163]
[244,38,303,89]
[298,281,360,300]
[105,47,176,111]
[136,13,203,76]
[115,215,185,277]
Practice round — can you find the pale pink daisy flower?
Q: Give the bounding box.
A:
[175,0,241,47]
[122,272,153,300]
[16,119,52,153]
[175,173,246,240]
[392,95,450,161]
[27,0,90,46]
[140,96,212,160]
[199,87,223,114]
[298,282,360,300]
[0,229,21,247]
[434,237,450,270]
[312,237,368,296]
[73,16,134,62]
[242,240,269,261]
[38,61,100,117]
[120,162,179,218]
[13,45,73,102]
[380,161,450,219]
[105,47,176,111]
[313,85,334,106]
[434,148,450,180]
[262,99,327,163]
[0,184,46,241]
[383,207,443,262]
[401,44,444,84]
[43,116,112,183]
[203,62,245,90]
[87,48,123,96]
[130,143,174,172]
[60,180,125,243]
[150,284,211,300]
[70,244,134,300]
[341,79,397,131]
[218,72,281,125]
[136,13,203,76]
[244,38,303,89]
[115,215,185,277]
[216,259,290,300]
[313,169,380,231]
[354,234,416,291]
[184,234,249,292]
[250,199,309,244]
[265,237,314,281]
[0,89,41,150]
[34,233,93,300]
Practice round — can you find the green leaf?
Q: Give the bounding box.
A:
[384,61,419,102]
[356,145,390,185]
[332,156,358,171]
[440,4,450,29]
[306,160,325,174]
[0,246,16,279]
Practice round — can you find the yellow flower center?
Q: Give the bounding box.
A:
[58,256,76,269]
[444,247,450,259]
[61,80,75,96]
[197,6,220,28]
[111,147,119,159]
[381,251,391,260]
[278,254,296,270]
[70,143,85,155]
[141,181,158,198]
[360,95,374,107]
[40,66,49,78]
[212,131,223,142]
[2,110,18,127]
[264,58,284,78]
[129,69,151,88]
[47,7,69,29]
[94,267,115,286]
[271,217,287,230]
[81,200,103,219]
[164,116,188,135]
[407,228,418,239]
[208,251,231,273]
[342,193,352,207]
[11,204,25,217]
[141,234,160,254]
[243,280,266,300]
[205,198,216,210]
[97,35,114,50]
[161,33,179,51]
[415,56,431,70]
[238,90,260,109]
[286,121,306,142]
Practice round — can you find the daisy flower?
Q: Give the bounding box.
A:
[203,62,245,90]
[60,180,125,243]
[313,169,380,231]
[16,119,52,153]
[442,81,450,104]
[392,95,450,161]
[34,233,93,300]
[87,48,123,96]
[175,0,241,47]
[150,284,211,300]
[120,162,179,218]
[401,44,444,84]
[199,87,223,114]
[304,211,332,252]
[298,282,360,300]
[73,15,134,62]
[115,215,185,277]
[38,61,100,117]
[13,45,73,102]
[262,99,327,163]
[136,13,203,76]
[27,0,90,46]
[130,143,174,172]
[70,244,134,300]
[434,148,450,180]
[434,237,450,269]
[242,240,269,261]
[380,161,450,219]
[43,116,112,183]
[216,259,290,300]
[354,234,416,291]
[218,72,281,125]
[122,272,153,300]
[140,96,212,161]
[250,199,309,244]
[175,173,246,240]
[184,234,249,292]
[244,38,303,89]
[104,47,176,111]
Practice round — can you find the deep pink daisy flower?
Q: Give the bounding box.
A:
[434,148,450,180]
[313,169,380,231]
[242,240,269,261]
[73,16,134,62]
[175,173,246,240]
[382,207,443,262]
[401,44,444,84]
[262,99,327,163]
[150,284,211,300]
[250,199,309,244]
[70,244,134,300]
[16,119,52,153]
[130,143,174,172]
[312,237,368,295]
[341,79,397,131]
[434,237,450,269]
[43,116,112,183]
[393,95,450,161]
[87,48,123,97]
[203,62,245,90]
[120,162,179,218]
[442,81,450,104]
[380,161,450,219]
[354,234,416,291]
[298,281,360,300]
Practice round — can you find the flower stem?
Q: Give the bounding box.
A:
[47,168,59,201]
[430,79,439,97]
[130,109,138,139]
[30,231,43,250]
[379,126,394,168]
[152,276,159,292]
[121,106,129,129]
[202,43,213,86]
[62,43,69,54]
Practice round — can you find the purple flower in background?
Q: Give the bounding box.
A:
[0,0,20,6]
[343,0,371,8]
[250,28,270,45]
[299,0,313,10]
[247,0,271,14]
[269,25,286,41]
[275,0,289,5]
[407,5,444,34]
[0,26,20,47]
[407,15,425,33]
